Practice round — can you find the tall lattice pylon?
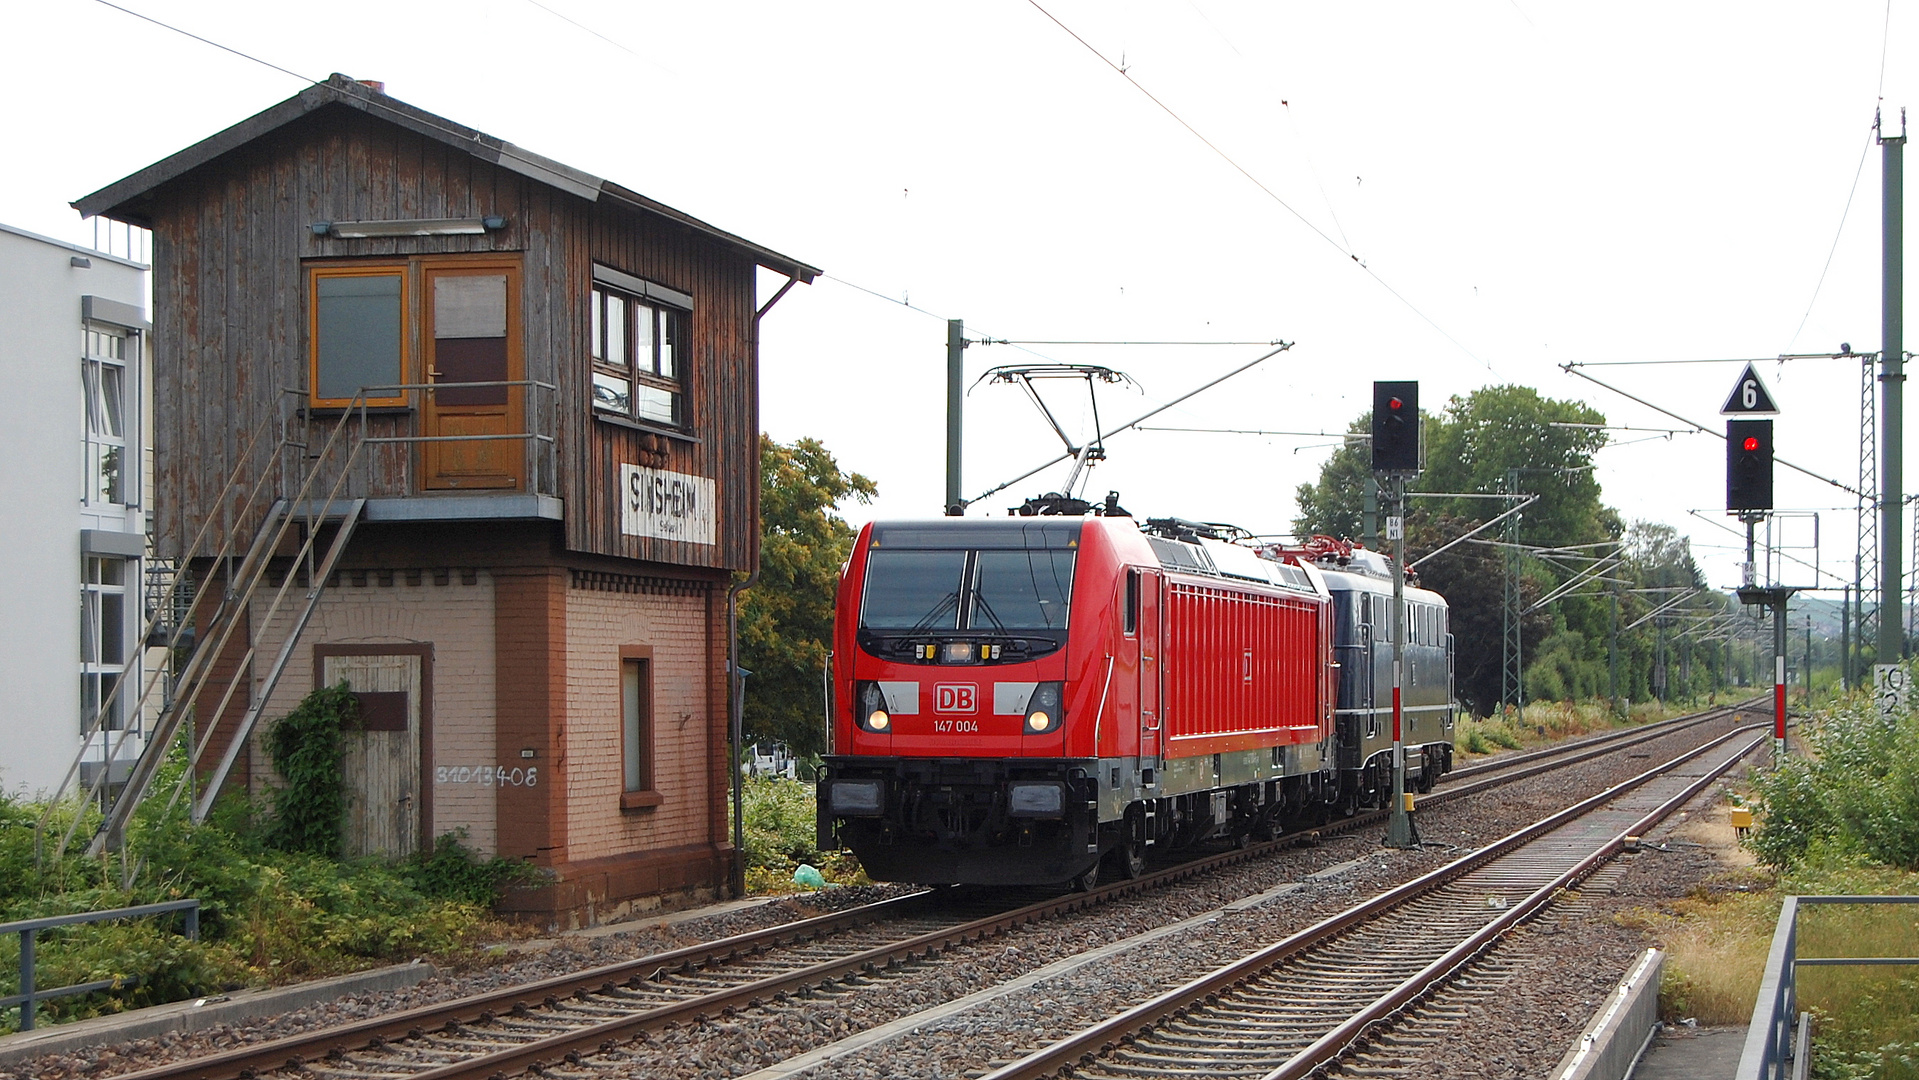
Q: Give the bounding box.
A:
[1500,469,1524,719]
[1857,355,1880,681]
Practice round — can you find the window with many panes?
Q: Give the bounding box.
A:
[81,556,129,732]
[591,266,689,429]
[83,326,132,506]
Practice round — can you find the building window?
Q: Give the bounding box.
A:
[591,268,689,429]
[81,556,129,732]
[621,650,662,809]
[83,326,131,506]
[310,266,408,408]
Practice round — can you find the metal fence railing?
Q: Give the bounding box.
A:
[1736,894,1919,1080]
[1,899,200,1031]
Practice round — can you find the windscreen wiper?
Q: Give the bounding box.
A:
[908,591,961,632]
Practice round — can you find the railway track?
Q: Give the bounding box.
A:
[974,723,1766,1080]
[103,702,1760,1080]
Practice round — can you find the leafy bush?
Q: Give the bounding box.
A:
[738,777,869,891]
[1751,682,1919,871]
[741,776,821,872]
[0,730,525,1030]
[401,832,539,908]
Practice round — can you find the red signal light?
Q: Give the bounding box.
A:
[1389,397,1404,411]
[1743,437,1759,451]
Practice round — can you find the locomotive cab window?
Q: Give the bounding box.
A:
[859,547,1076,639]
[1123,569,1140,635]
[860,550,969,630]
[973,550,1073,630]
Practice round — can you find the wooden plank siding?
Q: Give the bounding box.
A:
[144,104,757,573]
[569,201,759,570]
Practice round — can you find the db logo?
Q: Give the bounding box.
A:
[933,683,978,713]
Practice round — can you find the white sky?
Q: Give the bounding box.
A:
[6,1,1916,597]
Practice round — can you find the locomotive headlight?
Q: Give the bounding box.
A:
[857,682,893,733]
[1023,682,1064,734]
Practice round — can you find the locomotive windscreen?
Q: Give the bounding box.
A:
[860,550,967,629]
[860,548,1076,631]
[973,550,1074,629]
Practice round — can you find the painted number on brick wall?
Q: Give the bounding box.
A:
[620,464,717,545]
[436,765,539,786]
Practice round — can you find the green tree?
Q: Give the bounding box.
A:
[1292,420,1373,540]
[1295,386,1622,713]
[738,435,875,757]
[1419,385,1615,546]
[1406,513,1552,715]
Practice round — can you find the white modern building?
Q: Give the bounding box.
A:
[0,221,150,799]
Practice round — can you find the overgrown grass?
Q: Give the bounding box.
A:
[1634,856,1919,1078]
[736,776,868,894]
[1452,698,1690,759]
[1632,672,1919,1080]
[0,738,535,1032]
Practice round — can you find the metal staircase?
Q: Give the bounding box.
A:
[42,401,373,861]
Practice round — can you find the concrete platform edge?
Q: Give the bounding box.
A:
[0,960,436,1067]
[1551,948,1664,1080]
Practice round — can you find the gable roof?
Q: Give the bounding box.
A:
[73,74,818,283]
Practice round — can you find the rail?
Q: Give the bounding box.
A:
[1736,894,1919,1080]
[84,704,1744,1080]
[0,900,199,1031]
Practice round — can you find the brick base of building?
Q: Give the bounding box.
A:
[496,842,737,931]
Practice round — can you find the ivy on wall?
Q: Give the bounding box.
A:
[264,682,360,857]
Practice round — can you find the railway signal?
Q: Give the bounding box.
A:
[1372,381,1421,850]
[1371,381,1420,473]
[1722,365,1789,761]
[1725,419,1774,512]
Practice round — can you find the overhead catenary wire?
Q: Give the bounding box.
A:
[1563,351,1873,368]
[1686,509,1851,590]
[1785,130,1876,351]
[967,342,1293,508]
[1784,0,1894,349]
[90,0,319,85]
[1561,363,1863,498]
[980,339,1286,346]
[86,0,684,230]
[1023,0,1495,374]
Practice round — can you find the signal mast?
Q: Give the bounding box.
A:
[1372,381,1422,849]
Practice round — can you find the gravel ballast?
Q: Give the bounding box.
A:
[6,714,1764,1080]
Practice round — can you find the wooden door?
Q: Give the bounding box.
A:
[322,652,423,858]
[423,264,523,490]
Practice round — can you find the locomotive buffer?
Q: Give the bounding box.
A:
[1374,381,1422,849]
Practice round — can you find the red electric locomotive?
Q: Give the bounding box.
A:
[816,514,1453,887]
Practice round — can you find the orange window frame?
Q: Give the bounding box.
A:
[309,263,412,408]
